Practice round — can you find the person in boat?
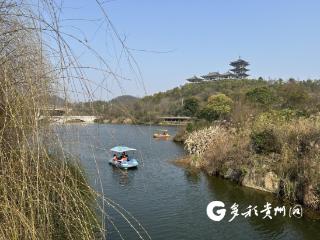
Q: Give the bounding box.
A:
[121,152,128,161]
[113,154,118,162]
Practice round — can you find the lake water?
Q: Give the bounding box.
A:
[54,124,320,240]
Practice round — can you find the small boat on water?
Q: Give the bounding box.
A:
[109,146,139,169]
[153,129,170,139]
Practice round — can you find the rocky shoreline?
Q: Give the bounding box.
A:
[176,154,320,214]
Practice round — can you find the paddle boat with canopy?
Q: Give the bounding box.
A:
[109,146,139,169]
[153,129,170,139]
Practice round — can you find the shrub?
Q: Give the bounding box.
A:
[207,94,233,115]
[183,97,200,116]
[246,86,276,106]
[250,129,281,154]
[185,126,228,157]
[185,125,251,172]
[198,94,233,121]
[279,83,310,108]
[198,105,220,121]
[253,109,302,130]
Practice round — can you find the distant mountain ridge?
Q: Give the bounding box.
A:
[47,95,67,107]
[109,95,139,104]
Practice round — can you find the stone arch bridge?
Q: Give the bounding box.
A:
[39,107,98,123]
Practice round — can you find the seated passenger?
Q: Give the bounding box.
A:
[112,154,118,161]
[121,152,128,161]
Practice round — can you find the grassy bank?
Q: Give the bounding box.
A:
[181,112,320,210]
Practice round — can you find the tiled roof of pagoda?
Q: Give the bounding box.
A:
[201,72,221,78]
[230,58,249,66]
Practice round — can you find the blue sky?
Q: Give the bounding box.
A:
[60,0,320,100]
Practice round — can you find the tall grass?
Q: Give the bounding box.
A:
[0,1,104,238]
[0,1,152,239]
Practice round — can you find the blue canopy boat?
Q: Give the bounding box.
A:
[109,146,139,169]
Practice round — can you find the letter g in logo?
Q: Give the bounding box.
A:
[207,201,226,222]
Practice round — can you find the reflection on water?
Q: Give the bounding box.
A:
[110,167,130,186]
[54,124,320,240]
[184,168,201,184]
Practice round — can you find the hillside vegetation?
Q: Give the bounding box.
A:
[74,78,320,125]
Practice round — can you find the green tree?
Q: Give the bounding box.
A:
[199,94,233,121]
[183,97,200,116]
[246,86,276,106]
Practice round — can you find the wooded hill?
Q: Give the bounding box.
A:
[72,78,320,124]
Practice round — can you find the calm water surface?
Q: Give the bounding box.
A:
[54,124,320,240]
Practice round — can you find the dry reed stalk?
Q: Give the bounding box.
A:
[0,1,151,239]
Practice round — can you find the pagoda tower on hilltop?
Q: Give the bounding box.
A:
[230,58,249,79]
